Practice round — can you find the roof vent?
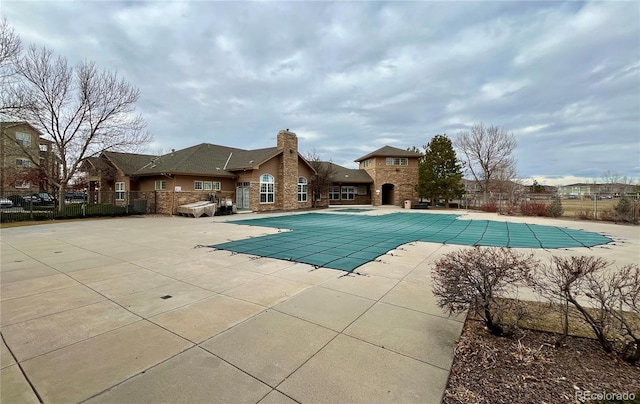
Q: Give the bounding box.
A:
[249,160,254,164]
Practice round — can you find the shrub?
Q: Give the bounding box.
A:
[614,195,638,224]
[575,209,593,220]
[520,201,548,217]
[530,256,640,363]
[431,247,537,336]
[546,197,564,217]
[481,201,498,212]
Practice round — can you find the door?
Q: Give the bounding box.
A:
[236,187,250,209]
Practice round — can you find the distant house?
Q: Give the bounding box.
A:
[81,130,425,214]
[0,121,59,195]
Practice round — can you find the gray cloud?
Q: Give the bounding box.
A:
[3,0,639,184]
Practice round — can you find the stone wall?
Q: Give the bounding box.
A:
[366,164,419,206]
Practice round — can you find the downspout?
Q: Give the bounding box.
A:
[223,152,233,170]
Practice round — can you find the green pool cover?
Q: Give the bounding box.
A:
[210,213,612,272]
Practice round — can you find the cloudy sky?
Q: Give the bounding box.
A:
[3,1,639,185]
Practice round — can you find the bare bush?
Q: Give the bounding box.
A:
[530,256,640,363]
[431,247,538,336]
[520,201,548,217]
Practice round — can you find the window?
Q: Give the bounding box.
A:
[15,181,30,189]
[297,177,308,202]
[329,186,341,200]
[386,157,408,166]
[15,158,30,167]
[155,180,166,190]
[115,182,125,200]
[357,185,367,195]
[341,186,355,200]
[39,144,48,152]
[202,181,221,191]
[194,181,203,190]
[363,159,371,168]
[16,132,31,147]
[260,174,274,203]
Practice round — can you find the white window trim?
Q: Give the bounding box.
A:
[115,182,125,200]
[341,186,355,200]
[194,181,203,190]
[329,186,340,200]
[16,132,31,147]
[260,174,275,204]
[155,180,166,190]
[386,157,408,166]
[298,177,308,203]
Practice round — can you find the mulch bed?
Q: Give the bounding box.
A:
[444,318,640,404]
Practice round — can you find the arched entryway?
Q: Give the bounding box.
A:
[381,183,394,205]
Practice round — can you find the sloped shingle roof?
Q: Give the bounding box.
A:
[103,151,157,175]
[354,145,423,162]
[317,161,373,184]
[130,143,285,177]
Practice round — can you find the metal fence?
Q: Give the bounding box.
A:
[460,193,639,222]
[0,190,156,223]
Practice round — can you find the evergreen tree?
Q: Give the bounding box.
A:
[416,134,464,206]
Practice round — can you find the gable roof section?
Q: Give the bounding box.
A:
[226,147,281,170]
[318,162,373,184]
[1,121,45,137]
[103,151,157,176]
[354,145,423,162]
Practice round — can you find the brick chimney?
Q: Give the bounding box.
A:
[277,129,299,210]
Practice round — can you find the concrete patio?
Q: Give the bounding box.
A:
[1,207,638,403]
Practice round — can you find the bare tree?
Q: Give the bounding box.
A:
[12,45,150,211]
[454,123,518,203]
[305,148,336,208]
[0,17,24,116]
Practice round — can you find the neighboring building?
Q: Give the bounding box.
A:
[0,121,59,195]
[558,183,636,198]
[81,131,424,214]
[354,146,423,206]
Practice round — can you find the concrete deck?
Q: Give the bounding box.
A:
[1,207,638,403]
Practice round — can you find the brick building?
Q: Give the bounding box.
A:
[0,121,59,196]
[81,130,423,214]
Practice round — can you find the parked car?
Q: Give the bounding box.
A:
[7,195,25,207]
[33,192,58,206]
[0,198,13,209]
[65,191,87,203]
[22,194,43,205]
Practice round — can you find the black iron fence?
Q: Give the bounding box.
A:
[0,191,156,223]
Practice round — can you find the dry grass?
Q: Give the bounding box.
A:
[561,199,617,219]
[498,298,640,340]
